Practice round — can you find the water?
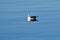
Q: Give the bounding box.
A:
[0,0,60,40]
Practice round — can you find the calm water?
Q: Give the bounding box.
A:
[0,0,60,40]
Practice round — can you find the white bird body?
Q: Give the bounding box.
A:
[28,15,31,22]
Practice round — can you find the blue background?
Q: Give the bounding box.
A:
[0,0,60,40]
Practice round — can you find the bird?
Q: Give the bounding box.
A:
[27,15,38,22]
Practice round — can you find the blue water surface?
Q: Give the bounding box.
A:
[0,0,60,40]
